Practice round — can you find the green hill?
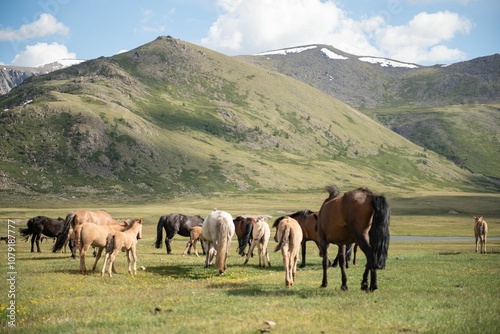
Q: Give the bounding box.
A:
[238,45,500,180]
[0,37,495,200]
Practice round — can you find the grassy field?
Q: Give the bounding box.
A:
[1,192,499,333]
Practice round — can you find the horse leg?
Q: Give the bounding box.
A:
[244,239,258,265]
[130,247,138,275]
[193,239,199,257]
[300,240,307,268]
[36,233,42,252]
[107,250,119,277]
[80,245,88,274]
[182,240,192,256]
[101,252,110,277]
[30,235,36,252]
[258,242,263,267]
[356,236,372,291]
[475,235,479,253]
[369,269,378,292]
[92,247,104,272]
[320,243,329,288]
[339,244,348,291]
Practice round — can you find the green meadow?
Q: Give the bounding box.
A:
[1,192,499,333]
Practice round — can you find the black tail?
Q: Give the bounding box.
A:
[106,234,115,254]
[53,213,74,253]
[155,216,165,248]
[19,226,32,237]
[238,220,253,256]
[369,195,390,270]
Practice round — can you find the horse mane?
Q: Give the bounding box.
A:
[122,219,140,231]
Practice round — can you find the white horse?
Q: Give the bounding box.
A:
[244,217,271,267]
[202,209,235,274]
[274,216,303,287]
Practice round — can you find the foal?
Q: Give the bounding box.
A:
[243,217,271,267]
[474,216,488,254]
[274,216,303,287]
[182,226,205,257]
[101,219,143,277]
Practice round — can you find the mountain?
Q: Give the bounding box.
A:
[0,59,85,95]
[237,45,500,180]
[0,37,495,199]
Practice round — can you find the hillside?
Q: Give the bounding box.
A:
[238,45,500,179]
[0,37,495,200]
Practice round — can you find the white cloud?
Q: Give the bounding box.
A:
[0,13,69,41]
[201,0,473,65]
[376,11,473,63]
[11,43,76,67]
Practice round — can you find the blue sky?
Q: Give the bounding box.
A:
[1,0,498,67]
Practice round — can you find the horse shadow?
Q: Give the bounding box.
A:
[220,283,339,298]
[147,264,215,280]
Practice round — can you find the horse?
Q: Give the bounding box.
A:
[53,210,127,258]
[243,217,271,267]
[317,186,390,292]
[155,213,204,254]
[275,210,353,268]
[202,209,235,274]
[474,216,488,254]
[233,216,254,256]
[101,219,143,277]
[20,216,67,253]
[182,226,205,257]
[274,216,303,287]
[74,221,129,274]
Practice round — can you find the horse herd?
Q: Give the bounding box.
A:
[15,186,386,290]
[16,186,489,290]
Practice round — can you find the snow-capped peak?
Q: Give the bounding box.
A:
[358,57,418,69]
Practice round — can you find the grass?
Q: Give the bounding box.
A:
[1,192,499,333]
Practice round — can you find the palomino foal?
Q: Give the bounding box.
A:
[243,217,271,267]
[274,216,303,287]
[474,216,488,254]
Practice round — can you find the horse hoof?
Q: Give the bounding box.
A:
[341,285,348,291]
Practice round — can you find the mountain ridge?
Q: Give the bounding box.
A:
[0,36,496,199]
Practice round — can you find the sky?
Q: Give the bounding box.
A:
[0,0,499,67]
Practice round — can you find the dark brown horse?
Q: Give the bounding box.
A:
[233,216,254,256]
[317,186,390,292]
[155,213,204,254]
[20,216,67,253]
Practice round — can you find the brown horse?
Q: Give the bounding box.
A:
[74,221,129,274]
[101,219,143,277]
[53,210,127,258]
[182,226,205,257]
[474,216,488,254]
[233,216,254,256]
[317,186,390,292]
[243,217,271,268]
[274,216,303,287]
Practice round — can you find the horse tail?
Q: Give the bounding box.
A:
[274,224,290,252]
[53,213,74,253]
[106,234,116,254]
[369,195,390,270]
[155,216,165,248]
[74,224,83,252]
[19,220,33,237]
[238,220,253,256]
[216,217,231,273]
